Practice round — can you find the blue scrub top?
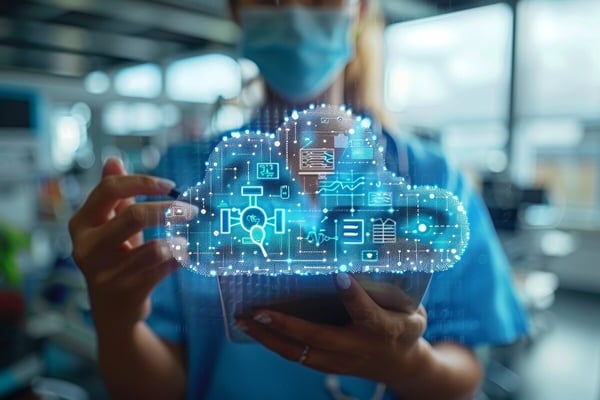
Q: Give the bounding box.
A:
[145,129,529,400]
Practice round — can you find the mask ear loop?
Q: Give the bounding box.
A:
[350,0,374,39]
[349,0,363,40]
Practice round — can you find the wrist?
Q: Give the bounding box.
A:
[91,302,147,341]
[88,293,151,335]
[385,339,482,400]
[383,338,436,393]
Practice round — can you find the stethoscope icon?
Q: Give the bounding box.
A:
[239,205,269,257]
[249,224,268,258]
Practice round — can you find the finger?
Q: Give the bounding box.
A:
[119,240,181,291]
[334,273,385,329]
[166,236,190,267]
[96,240,182,297]
[103,158,135,215]
[75,174,177,227]
[237,319,356,375]
[246,310,357,354]
[102,157,127,178]
[93,201,198,250]
[235,318,312,365]
[102,158,146,246]
[336,274,427,340]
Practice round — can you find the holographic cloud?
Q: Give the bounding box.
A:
[165,105,469,276]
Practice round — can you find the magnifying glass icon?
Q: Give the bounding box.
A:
[249,225,268,258]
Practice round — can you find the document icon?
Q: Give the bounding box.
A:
[342,219,364,244]
[372,218,396,244]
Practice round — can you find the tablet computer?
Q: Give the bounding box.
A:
[218,271,432,342]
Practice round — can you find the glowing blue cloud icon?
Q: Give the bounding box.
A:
[165,105,469,276]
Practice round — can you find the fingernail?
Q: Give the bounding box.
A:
[105,157,123,167]
[254,313,272,325]
[156,178,176,192]
[160,242,172,260]
[190,205,200,217]
[235,321,249,332]
[336,273,351,290]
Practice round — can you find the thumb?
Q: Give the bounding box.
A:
[102,157,127,178]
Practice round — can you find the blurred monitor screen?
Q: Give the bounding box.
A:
[0,92,36,129]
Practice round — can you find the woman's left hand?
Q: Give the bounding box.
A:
[235,273,428,385]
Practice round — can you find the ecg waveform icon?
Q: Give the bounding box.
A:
[317,177,366,194]
[305,229,337,246]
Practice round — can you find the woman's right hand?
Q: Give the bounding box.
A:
[68,158,197,332]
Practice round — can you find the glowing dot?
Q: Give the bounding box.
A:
[274,141,281,147]
[291,111,299,120]
[429,193,435,199]
[418,223,427,233]
[339,265,348,272]
[209,270,217,276]
[213,230,219,236]
[201,209,207,214]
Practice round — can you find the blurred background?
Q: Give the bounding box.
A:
[0,0,599,399]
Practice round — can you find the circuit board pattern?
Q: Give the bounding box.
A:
[165,105,470,276]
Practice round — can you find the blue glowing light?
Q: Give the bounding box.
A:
[165,105,469,276]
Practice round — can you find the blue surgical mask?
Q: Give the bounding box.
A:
[239,6,354,103]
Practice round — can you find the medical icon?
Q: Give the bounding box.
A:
[342,219,364,244]
[257,162,279,179]
[372,218,396,244]
[165,105,470,276]
[361,250,379,262]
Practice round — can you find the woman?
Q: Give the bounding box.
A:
[68,0,528,399]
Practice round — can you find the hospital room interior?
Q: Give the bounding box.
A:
[0,0,599,399]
